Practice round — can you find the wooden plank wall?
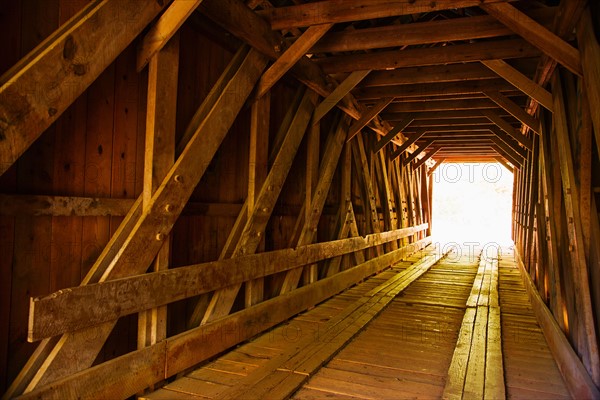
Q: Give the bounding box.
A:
[512,5,600,389]
[0,1,433,395]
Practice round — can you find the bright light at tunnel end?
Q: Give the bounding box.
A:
[431,162,514,249]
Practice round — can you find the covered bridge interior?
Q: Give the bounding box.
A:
[1,0,599,398]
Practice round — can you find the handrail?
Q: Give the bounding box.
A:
[28,224,427,341]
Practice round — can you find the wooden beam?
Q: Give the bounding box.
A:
[245,93,271,307]
[255,23,333,99]
[427,158,446,177]
[315,39,540,74]
[490,135,526,162]
[258,0,515,30]
[488,128,528,159]
[308,8,555,53]
[481,109,533,150]
[279,116,350,294]
[0,0,166,177]
[577,7,600,160]
[313,70,370,125]
[490,144,522,168]
[362,63,498,87]
[10,47,268,395]
[346,97,394,142]
[198,90,317,325]
[385,98,511,113]
[481,59,553,111]
[481,2,582,76]
[352,133,382,238]
[390,129,427,160]
[372,114,415,154]
[138,32,179,355]
[484,90,541,135]
[494,156,514,172]
[402,139,435,166]
[413,148,441,170]
[198,0,390,135]
[136,0,203,71]
[28,223,427,341]
[355,79,518,100]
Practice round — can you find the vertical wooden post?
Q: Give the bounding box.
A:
[139,34,179,351]
[303,119,320,285]
[245,92,270,307]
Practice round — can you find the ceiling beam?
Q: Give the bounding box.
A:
[494,156,514,171]
[372,114,415,154]
[383,109,510,122]
[481,109,533,150]
[384,98,523,113]
[409,118,498,127]
[388,128,427,158]
[490,134,527,160]
[347,97,394,142]
[355,79,517,100]
[313,70,371,124]
[484,90,541,134]
[481,59,553,111]
[307,8,555,53]
[256,23,333,98]
[401,139,435,165]
[481,2,582,76]
[259,0,515,30]
[315,38,540,74]
[360,63,497,87]
[427,158,446,176]
[413,147,442,170]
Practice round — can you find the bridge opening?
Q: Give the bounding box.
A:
[431,162,514,245]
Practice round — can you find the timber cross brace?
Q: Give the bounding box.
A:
[0,0,599,399]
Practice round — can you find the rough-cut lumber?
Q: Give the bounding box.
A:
[389,129,426,160]
[484,90,540,135]
[0,0,166,177]
[10,46,268,395]
[401,140,434,165]
[385,98,507,113]
[481,2,582,76]
[313,70,370,125]
[315,39,540,74]
[362,63,497,87]
[413,148,440,170]
[137,0,203,71]
[427,158,446,177]
[346,97,394,142]
[258,0,515,30]
[577,7,600,158]
[494,156,513,171]
[372,114,414,154]
[355,79,517,101]
[255,23,333,99]
[198,0,389,136]
[309,8,555,53]
[481,59,553,111]
[139,33,179,353]
[515,249,600,400]
[481,109,533,150]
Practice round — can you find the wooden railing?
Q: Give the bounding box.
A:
[20,224,430,399]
